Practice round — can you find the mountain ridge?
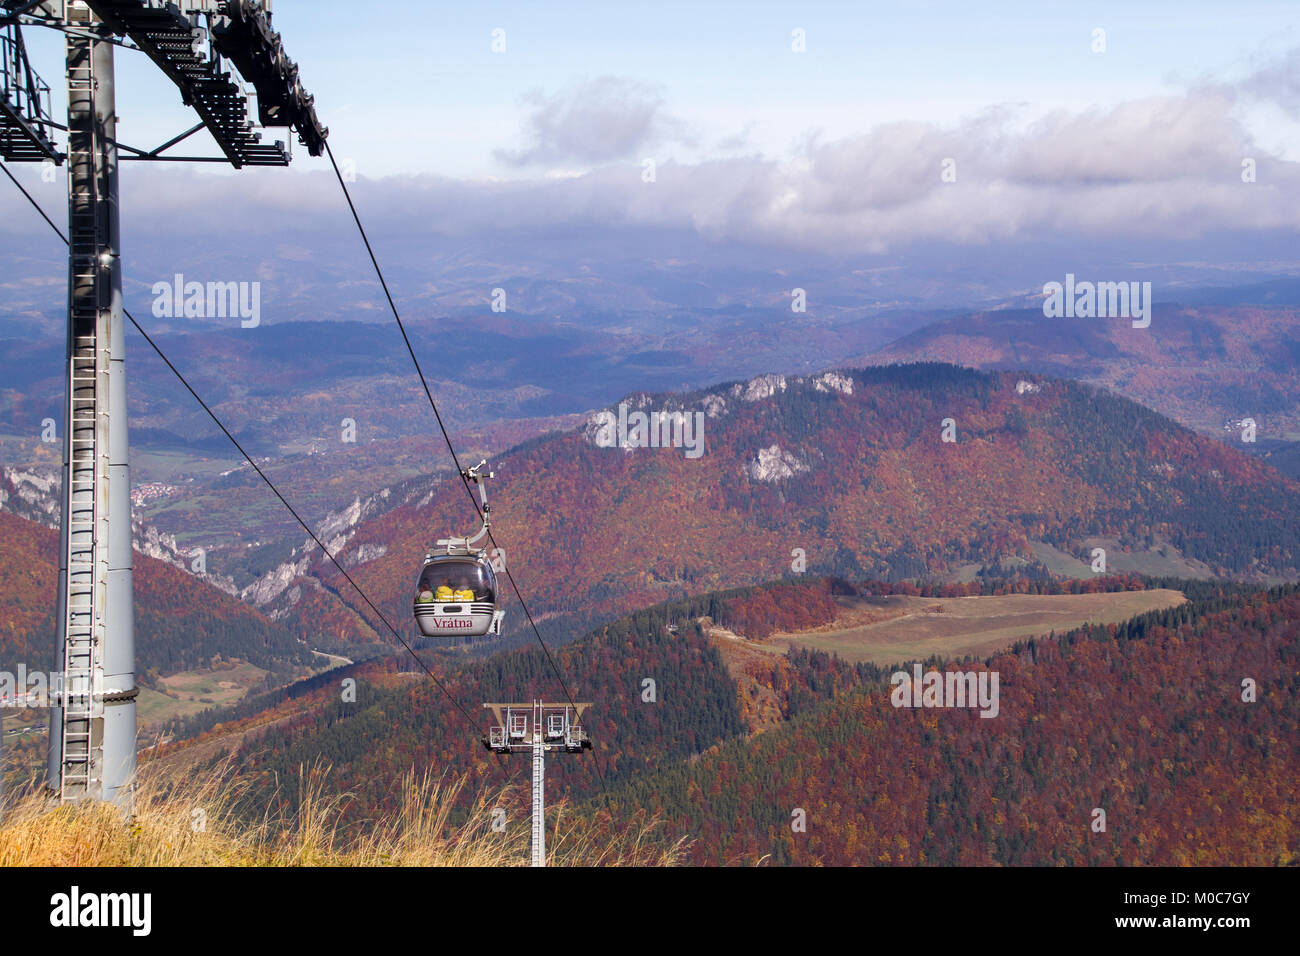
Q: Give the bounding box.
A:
[273,362,1300,653]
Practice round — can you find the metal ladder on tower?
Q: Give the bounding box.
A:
[59,34,105,802]
[530,700,546,866]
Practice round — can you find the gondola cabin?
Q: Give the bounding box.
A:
[412,460,505,639]
[413,554,503,638]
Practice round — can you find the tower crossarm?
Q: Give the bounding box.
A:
[207,0,326,156]
[482,701,593,753]
[76,0,326,167]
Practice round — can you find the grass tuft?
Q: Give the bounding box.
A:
[0,761,683,867]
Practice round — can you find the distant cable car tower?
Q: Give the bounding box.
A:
[483,701,592,867]
[0,0,326,806]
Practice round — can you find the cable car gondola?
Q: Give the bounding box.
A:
[413,461,505,639]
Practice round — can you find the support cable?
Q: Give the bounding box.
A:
[1,160,486,743]
[322,141,612,808]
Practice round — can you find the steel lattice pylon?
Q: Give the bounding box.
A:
[483,701,592,866]
[0,0,326,807]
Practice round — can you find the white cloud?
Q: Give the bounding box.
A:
[3,54,1298,265]
[495,76,694,167]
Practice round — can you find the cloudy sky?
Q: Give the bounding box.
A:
[3,0,1299,293]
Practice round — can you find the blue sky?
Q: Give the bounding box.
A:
[16,0,1300,177]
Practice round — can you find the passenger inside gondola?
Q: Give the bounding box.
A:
[415,560,495,609]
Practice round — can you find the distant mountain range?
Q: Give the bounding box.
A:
[0,306,934,451]
[858,305,1300,439]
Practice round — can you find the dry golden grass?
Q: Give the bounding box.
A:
[0,761,683,867]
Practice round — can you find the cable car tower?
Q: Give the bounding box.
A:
[0,0,326,806]
[483,701,591,867]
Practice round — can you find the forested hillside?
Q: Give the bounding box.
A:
[210,588,750,825]
[0,511,312,676]
[281,364,1300,651]
[170,573,1298,870]
[594,583,1300,865]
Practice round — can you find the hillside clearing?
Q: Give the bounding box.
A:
[760,589,1188,665]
